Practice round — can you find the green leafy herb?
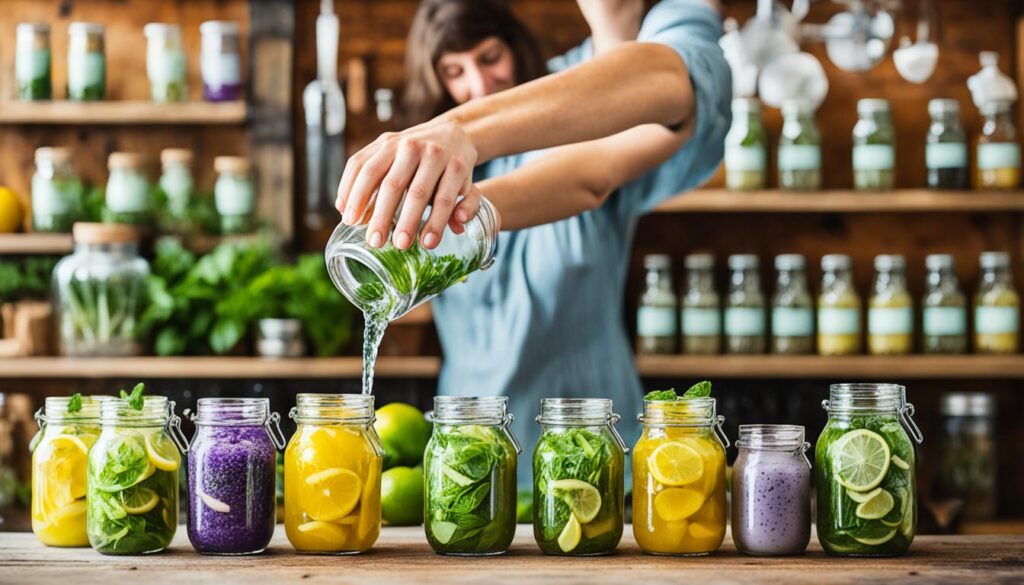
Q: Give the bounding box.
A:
[644,389,679,402]
[0,257,59,305]
[120,383,145,411]
[644,381,713,401]
[67,393,83,414]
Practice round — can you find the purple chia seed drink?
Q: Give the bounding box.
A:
[731,424,811,556]
[187,398,285,555]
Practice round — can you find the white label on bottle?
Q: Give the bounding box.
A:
[725,307,765,336]
[215,175,255,216]
[682,308,721,336]
[725,145,766,172]
[772,307,814,337]
[16,49,49,83]
[201,51,241,89]
[148,47,186,85]
[67,52,104,91]
[975,306,1020,334]
[818,308,860,335]
[978,143,1022,170]
[638,306,677,337]
[853,145,895,171]
[869,307,914,335]
[923,307,966,336]
[926,143,968,169]
[106,170,150,213]
[31,174,70,216]
[778,145,821,171]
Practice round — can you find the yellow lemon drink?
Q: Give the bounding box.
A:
[285,394,384,554]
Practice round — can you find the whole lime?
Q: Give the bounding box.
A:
[375,402,431,469]
[381,466,424,526]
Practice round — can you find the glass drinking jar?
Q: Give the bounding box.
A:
[922,254,967,354]
[159,149,194,228]
[284,394,384,554]
[105,153,153,226]
[32,147,83,233]
[16,22,52,100]
[533,398,626,556]
[816,383,922,557]
[187,398,285,555]
[200,21,243,102]
[681,253,721,355]
[144,23,187,103]
[53,223,149,357]
[771,254,814,355]
[87,395,188,555]
[725,254,766,354]
[637,254,677,355]
[214,156,256,235]
[67,23,105,101]
[818,254,862,356]
[868,255,914,356]
[725,98,767,191]
[778,99,822,191]
[424,396,519,556]
[732,425,811,556]
[926,99,969,190]
[975,101,1021,191]
[974,251,1020,354]
[934,393,997,522]
[852,99,896,191]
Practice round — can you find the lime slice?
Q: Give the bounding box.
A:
[430,520,458,544]
[832,429,890,492]
[121,488,159,515]
[853,527,897,546]
[557,513,582,553]
[441,464,474,487]
[856,489,894,520]
[892,455,910,470]
[199,490,232,514]
[549,479,602,524]
[145,434,179,472]
[847,486,882,504]
[899,488,914,537]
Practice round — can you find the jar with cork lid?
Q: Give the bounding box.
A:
[214,156,255,234]
[105,152,152,226]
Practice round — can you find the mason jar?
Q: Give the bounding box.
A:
[725,98,767,191]
[771,254,814,355]
[32,147,83,233]
[67,23,105,101]
[922,254,967,354]
[975,101,1021,191]
[159,148,194,228]
[144,23,187,103]
[533,398,626,556]
[637,254,678,355]
[214,156,256,235]
[725,254,766,354]
[818,254,862,356]
[105,152,153,226]
[974,251,1020,354]
[16,22,52,100]
[681,253,721,355]
[778,99,822,191]
[424,396,519,556]
[925,99,969,190]
[852,99,896,191]
[816,383,923,557]
[934,393,997,522]
[868,255,914,356]
[200,21,243,102]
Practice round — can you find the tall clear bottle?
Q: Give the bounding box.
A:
[852,99,896,191]
[725,254,766,354]
[975,101,1021,190]
[926,99,969,190]
[778,100,822,191]
[868,255,914,356]
[818,254,862,356]
[922,254,967,354]
[637,254,677,355]
[725,98,767,191]
[680,254,721,355]
[974,252,1020,354]
[771,254,814,355]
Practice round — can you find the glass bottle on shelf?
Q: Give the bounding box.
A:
[144,23,188,103]
[681,253,721,355]
[200,21,243,102]
[16,22,52,100]
[922,254,967,355]
[724,98,767,191]
[104,152,152,226]
[975,101,1021,191]
[67,23,105,101]
[926,99,969,190]
[771,254,814,355]
[868,255,914,356]
[817,254,862,356]
[31,147,83,233]
[974,251,1020,354]
[637,254,678,355]
[159,148,194,230]
[778,99,822,191]
[934,393,997,522]
[852,99,896,191]
[214,156,256,235]
[725,254,766,354]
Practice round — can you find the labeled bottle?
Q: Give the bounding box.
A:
[200,21,243,102]
[214,156,256,235]
[771,254,814,355]
[105,153,152,226]
[975,101,1021,190]
[934,393,998,522]
[725,98,767,191]
[818,254,862,356]
[868,255,914,356]
[159,149,194,229]
[926,99,969,190]
[922,254,967,354]
[974,252,1020,354]
[681,254,721,355]
[778,100,822,191]
[852,99,896,191]
[16,22,52,100]
[67,23,105,101]
[144,23,188,103]
[31,147,83,233]
[725,254,766,354]
[637,254,678,355]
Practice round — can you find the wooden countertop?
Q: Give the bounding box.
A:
[2,526,1022,584]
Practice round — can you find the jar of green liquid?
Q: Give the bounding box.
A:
[725,98,767,191]
[922,254,967,354]
[868,255,914,356]
[16,23,52,100]
[974,252,1020,354]
[817,254,862,356]
[725,254,766,354]
[681,254,721,355]
[771,254,814,355]
[778,100,821,191]
[926,99,969,190]
[852,99,896,191]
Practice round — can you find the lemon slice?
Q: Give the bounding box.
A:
[831,429,890,492]
[199,490,232,514]
[688,521,720,540]
[847,486,882,504]
[50,499,87,523]
[50,434,89,455]
[145,434,179,472]
[557,513,582,553]
[891,455,910,470]
[853,527,897,546]
[303,467,362,522]
[121,488,159,515]
[549,479,602,524]
[855,488,894,520]
[296,520,349,548]
[653,487,705,522]
[648,441,704,487]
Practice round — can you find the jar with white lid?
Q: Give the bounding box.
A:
[105,153,152,226]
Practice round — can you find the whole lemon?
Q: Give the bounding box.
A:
[0,187,24,233]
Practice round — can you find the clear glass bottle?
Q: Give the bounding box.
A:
[934,393,997,522]
[16,22,52,100]
[771,254,814,355]
[214,156,256,235]
[424,396,519,556]
[974,251,1020,354]
[144,23,187,103]
[926,99,969,190]
[816,383,922,557]
[200,21,243,102]
[725,254,766,354]
[868,255,914,356]
[725,98,767,191]
[159,149,194,230]
[32,147,83,233]
[680,253,721,355]
[922,254,967,354]
[637,254,677,355]
[818,254,862,356]
[104,152,153,226]
[533,398,626,556]
[778,100,822,191]
[852,99,896,191]
[975,101,1021,190]
[67,23,105,101]
[53,223,149,357]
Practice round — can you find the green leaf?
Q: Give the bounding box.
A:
[119,383,145,411]
[67,393,83,414]
[683,380,712,398]
[644,389,678,401]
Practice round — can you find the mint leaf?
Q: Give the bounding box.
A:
[683,380,712,398]
[67,393,83,414]
[644,389,678,401]
[120,383,146,411]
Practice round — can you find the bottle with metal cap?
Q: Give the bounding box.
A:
[934,393,997,522]
[852,99,896,191]
[681,253,721,355]
[817,254,862,356]
[868,255,914,355]
[926,99,969,190]
[725,254,766,354]
[771,254,814,355]
[922,254,967,354]
[974,251,1019,354]
[637,254,677,355]
[725,98,767,191]
[975,101,1021,191]
[31,147,83,233]
[778,100,821,191]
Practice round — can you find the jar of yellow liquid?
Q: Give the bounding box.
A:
[868,255,914,355]
[31,395,105,547]
[975,101,1020,191]
[817,255,862,356]
[633,396,729,555]
[285,394,384,554]
[974,252,1020,354]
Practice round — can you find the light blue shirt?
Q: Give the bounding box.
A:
[431,0,732,488]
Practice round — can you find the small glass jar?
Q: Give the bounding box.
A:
[975,101,1021,191]
[284,394,384,554]
[16,23,52,100]
[771,254,814,355]
[926,99,969,190]
[724,98,767,191]
[53,223,149,357]
[32,147,83,233]
[424,396,519,556]
[681,253,721,355]
[159,149,194,228]
[144,23,187,103]
[816,383,922,557]
[637,254,677,355]
[778,100,822,191]
[974,251,1020,354]
[31,396,106,547]
[732,425,811,556]
[633,396,729,556]
[87,395,188,555]
[533,398,626,556]
[922,254,967,354]
[725,254,766,354]
[105,153,153,226]
[868,255,914,356]
[187,398,285,555]
[67,23,105,101]
[214,156,256,235]
[200,21,243,102]
[852,99,896,191]
[934,393,997,522]
[818,254,862,356]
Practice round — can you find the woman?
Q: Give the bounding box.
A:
[339,0,731,484]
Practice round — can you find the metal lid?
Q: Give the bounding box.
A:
[941,392,996,417]
[925,254,955,271]
[68,22,104,35]
[214,156,251,174]
[200,20,240,35]
[108,152,146,170]
[35,147,72,164]
[979,251,1010,269]
[685,253,714,270]
[821,254,852,271]
[775,254,806,271]
[874,254,906,271]
[73,222,141,245]
[160,148,193,166]
[644,254,672,270]
[143,23,182,38]
[928,98,960,117]
[858,98,890,115]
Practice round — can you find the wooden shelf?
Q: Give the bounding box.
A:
[0,101,247,125]
[654,189,1024,213]
[0,233,72,255]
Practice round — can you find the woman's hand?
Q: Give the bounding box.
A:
[335,116,482,250]
[576,0,644,54]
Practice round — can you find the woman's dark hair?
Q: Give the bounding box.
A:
[401,0,547,125]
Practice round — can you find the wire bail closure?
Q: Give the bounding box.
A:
[799,441,812,469]
[901,403,924,444]
[714,415,731,449]
[267,411,287,450]
[167,400,190,454]
[502,413,522,454]
[608,413,629,454]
